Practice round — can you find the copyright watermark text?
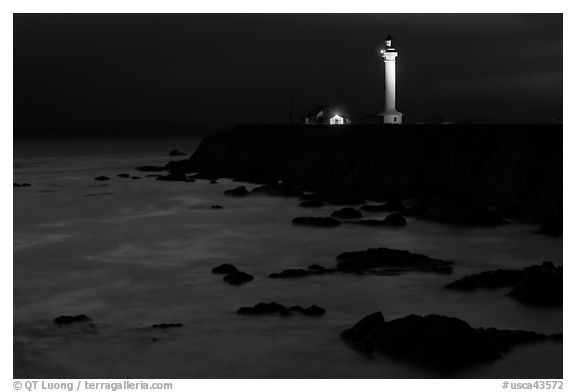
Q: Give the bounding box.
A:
[13,380,173,392]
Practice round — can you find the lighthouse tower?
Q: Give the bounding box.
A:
[380,35,403,124]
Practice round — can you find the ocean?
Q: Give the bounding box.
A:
[13,136,562,378]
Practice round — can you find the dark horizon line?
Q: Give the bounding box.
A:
[14,120,563,139]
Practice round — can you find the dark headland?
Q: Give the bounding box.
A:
[166,124,562,226]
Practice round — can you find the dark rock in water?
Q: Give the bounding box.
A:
[152,323,183,329]
[299,200,325,208]
[344,219,389,227]
[382,213,407,227]
[508,262,562,306]
[211,205,224,209]
[157,172,187,182]
[131,176,141,180]
[446,262,562,306]
[223,271,254,285]
[54,314,91,325]
[237,302,288,316]
[269,269,312,279]
[290,304,326,316]
[145,174,160,178]
[269,249,451,278]
[341,312,555,368]
[336,248,453,274]
[237,302,326,317]
[94,176,110,181]
[117,173,130,178]
[224,186,250,196]
[169,150,186,156]
[268,265,337,279]
[13,183,21,187]
[331,208,362,219]
[360,201,405,212]
[136,165,166,172]
[341,312,385,355]
[209,179,219,184]
[14,183,31,187]
[421,197,506,226]
[535,219,562,237]
[446,269,524,290]
[212,264,238,274]
[292,217,341,227]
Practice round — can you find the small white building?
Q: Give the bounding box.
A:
[329,114,344,125]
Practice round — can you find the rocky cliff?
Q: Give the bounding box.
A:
[167,124,562,222]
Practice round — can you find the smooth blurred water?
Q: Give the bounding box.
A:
[13,138,562,378]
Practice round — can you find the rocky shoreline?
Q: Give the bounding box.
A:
[164,124,562,230]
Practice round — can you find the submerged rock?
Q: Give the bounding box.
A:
[94,176,110,181]
[136,165,166,172]
[152,323,183,329]
[341,312,556,368]
[54,314,91,325]
[292,217,341,227]
[331,208,362,219]
[223,271,254,285]
[290,304,326,316]
[237,302,326,317]
[508,262,562,306]
[224,186,250,196]
[212,264,238,274]
[336,248,453,274]
[169,150,186,156]
[14,183,32,187]
[211,205,224,209]
[237,302,289,316]
[446,269,524,290]
[269,248,452,278]
[116,173,131,178]
[446,262,562,306]
[269,265,337,279]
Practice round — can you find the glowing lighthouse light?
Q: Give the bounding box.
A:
[380,34,403,124]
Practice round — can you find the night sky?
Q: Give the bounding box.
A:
[14,14,562,135]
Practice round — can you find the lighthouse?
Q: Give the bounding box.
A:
[380,35,403,124]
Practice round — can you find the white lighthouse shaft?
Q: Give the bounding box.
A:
[384,58,397,112]
[380,36,403,124]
